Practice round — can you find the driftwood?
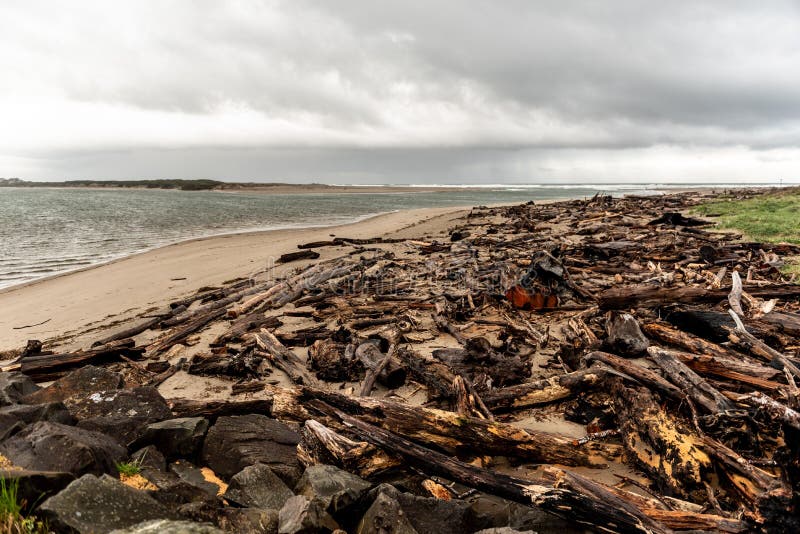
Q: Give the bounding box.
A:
[13,339,144,381]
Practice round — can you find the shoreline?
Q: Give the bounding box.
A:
[0,205,474,351]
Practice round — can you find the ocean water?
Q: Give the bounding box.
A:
[0,184,743,289]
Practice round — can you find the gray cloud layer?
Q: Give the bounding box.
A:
[1,1,799,183]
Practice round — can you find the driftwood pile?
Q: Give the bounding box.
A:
[8,189,800,533]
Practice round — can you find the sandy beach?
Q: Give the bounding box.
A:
[0,206,469,352]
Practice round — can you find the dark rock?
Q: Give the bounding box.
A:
[177,500,223,524]
[0,372,39,406]
[66,387,172,446]
[0,402,73,426]
[131,445,167,472]
[135,416,209,460]
[605,312,649,357]
[358,484,478,534]
[0,413,24,441]
[170,460,224,498]
[450,230,470,242]
[0,421,126,476]
[469,493,578,532]
[224,463,294,510]
[295,464,371,516]
[0,468,74,510]
[39,474,175,533]
[201,414,301,484]
[110,519,223,533]
[218,508,279,534]
[357,491,417,534]
[21,365,123,404]
[278,495,339,533]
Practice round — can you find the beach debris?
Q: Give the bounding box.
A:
[6,188,800,532]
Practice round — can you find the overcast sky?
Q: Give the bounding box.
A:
[2,1,800,184]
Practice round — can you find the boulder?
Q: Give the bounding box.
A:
[201,415,301,484]
[356,491,417,534]
[66,387,172,446]
[111,519,223,533]
[39,474,175,533]
[357,484,477,534]
[0,421,126,476]
[218,508,280,534]
[0,468,74,509]
[294,464,371,516]
[170,460,224,498]
[0,372,39,405]
[605,312,649,357]
[473,529,536,534]
[21,365,123,404]
[0,413,25,441]
[131,445,167,472]
[278,495,339,534]
[224,464,294,510]
[469,493,578,532]
[0,402,73,425]
[135,417,209,459]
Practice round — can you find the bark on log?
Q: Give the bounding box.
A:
[355,342,406,392]
[647,346,734,413]
[612,380,712,499]
[599,284,800,310]
[167,397,273,419]
[251,330,319,386]
[16,339,144,381]
[481,368,608,411]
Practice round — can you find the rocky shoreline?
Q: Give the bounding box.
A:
[1,189,799,533]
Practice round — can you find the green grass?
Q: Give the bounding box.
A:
[115,461,142,477]
[693,192,800,244]
[0,478,48,534]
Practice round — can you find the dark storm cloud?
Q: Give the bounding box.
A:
[1,1,799,182]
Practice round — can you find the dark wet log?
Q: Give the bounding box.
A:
[335,413,671,534]
[91,316,162,347]
[668,351,783,392]
[599,284,800,310]
[358,343,400,396]
[758,311,800,337]
[648,212,710,227]
[293,388,615,467]
[728,328,800,380]
[584,351,684,401]
[297,419,401,478]
[647,346,734,413]
[17,339,144,381]
[612,380,712,499]
[481,368,608,411]
[187,350,264,378]
[251,330,319,386]
[731,391,800,431]
[394,346,458,398]
[277,250,320,263]
[148,308,227,354]
[643,323,779,379]
[308,340,361,382]
[167,397,273,419]
[699,435,781,504]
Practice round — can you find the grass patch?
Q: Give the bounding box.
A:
[115,461,142,477]
[693,192,800,244]
[0,478,48,534]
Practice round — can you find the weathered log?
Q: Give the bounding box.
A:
[612,380,712,499]
[643,323,779,379]
[297,419,401,478]
[167,397,273,419]
[669,351,783,392]
[728,328,800,381]
[91,316,162,347]
[394,346,458,399]
[148,308,226,354]
[307,340,361,382]
[732,391,800,431]
[290,388,615,467]
[15,339,144,381]
[277,250,320,263]
[358,342,399,396]
[251,330,318,386]
[584,351,684,401]
[605,312,649,356]
[211,313,281,345]
[334,413,671,534]
[355,342,406,391]
[599,284,800,310]
[481,368,608,411]
[647,346,733,413]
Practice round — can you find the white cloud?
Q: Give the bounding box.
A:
[1,1,800,182]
